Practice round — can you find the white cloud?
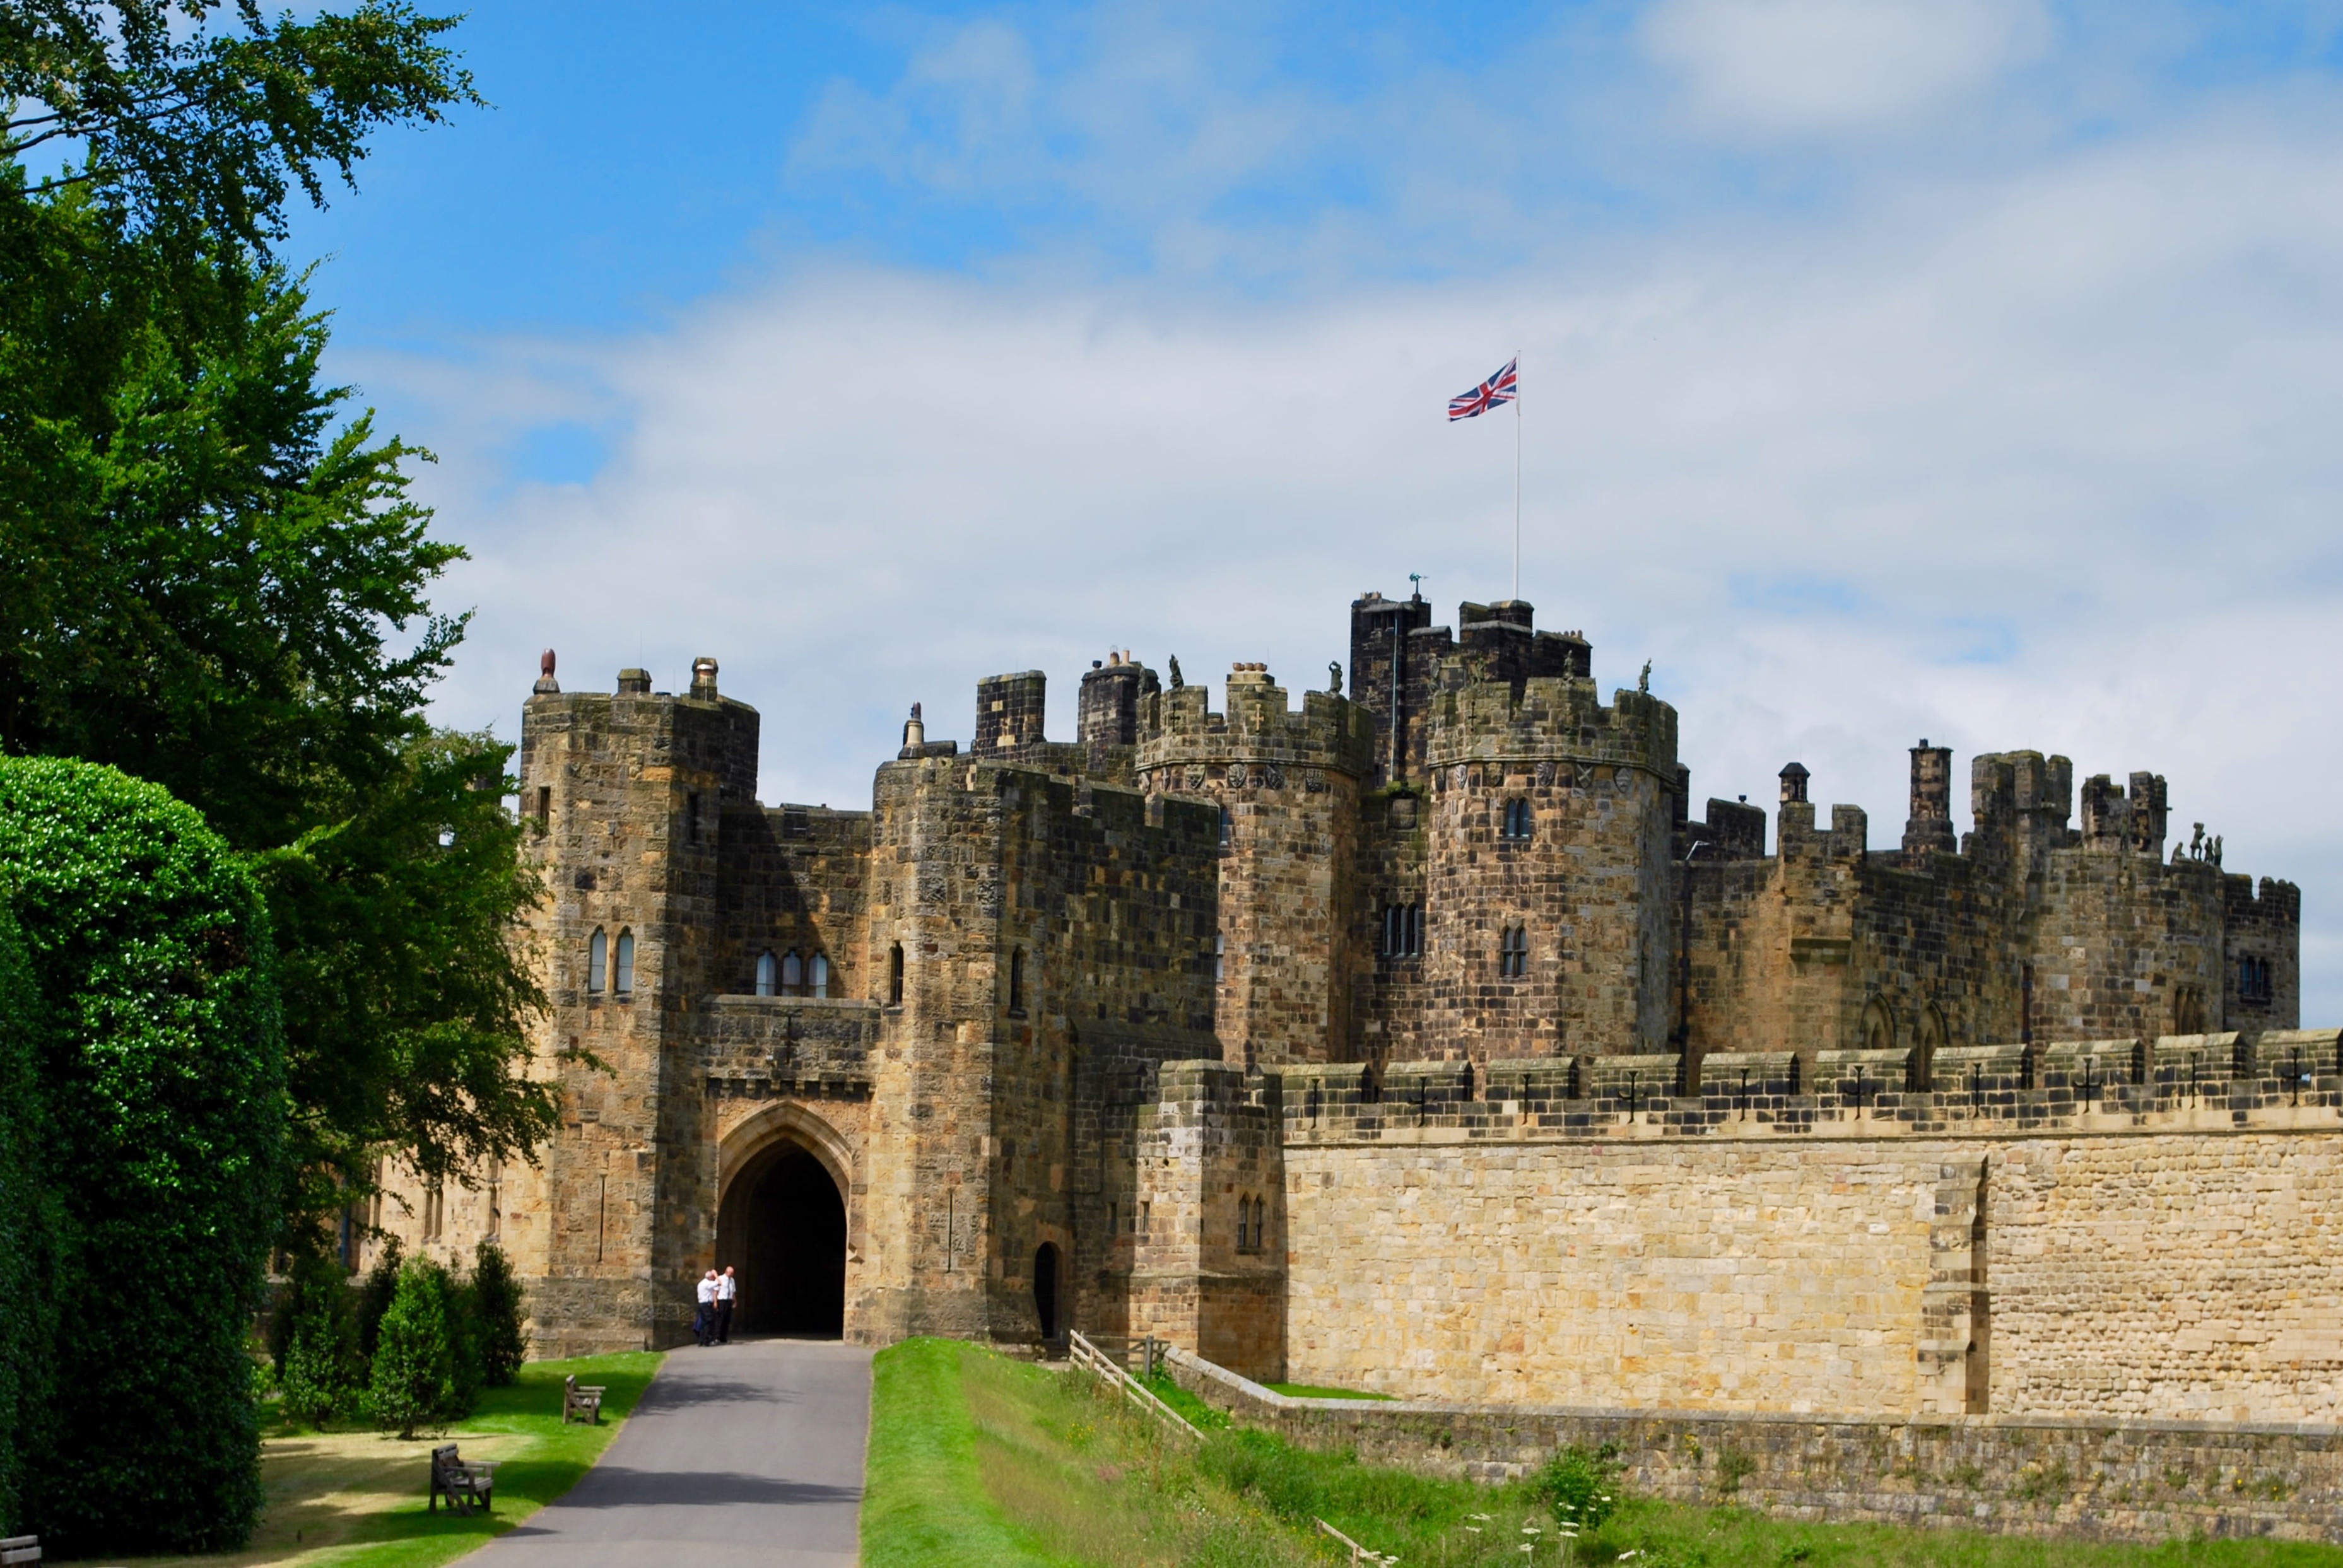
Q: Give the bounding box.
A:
[1642,0,2050,134]
[361,102,2343,1022]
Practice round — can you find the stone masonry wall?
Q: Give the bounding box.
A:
[1167,1350,2343,1546]
[1277,1071,2343,1423]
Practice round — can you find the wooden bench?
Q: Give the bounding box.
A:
[428,1444,499,1515]
[1,1535,40,1565]
[563,1372,607,1425]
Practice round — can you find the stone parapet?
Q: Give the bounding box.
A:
[1281,1032,2343,1145]
[1164,1348,2343,1545]
[1422,676,1679,783]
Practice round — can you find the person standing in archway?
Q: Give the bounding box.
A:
[715,1265,739,1344]
[694,1268,719,1346]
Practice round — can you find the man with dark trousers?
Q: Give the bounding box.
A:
[693,1268,719,1345]
[714,1265,739,1343]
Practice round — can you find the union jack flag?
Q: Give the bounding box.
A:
[1447,356,1517,421]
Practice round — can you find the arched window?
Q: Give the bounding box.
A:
[1254,1196,1268,1251]
[810,952,830,999]
[888,942,905,1005]
[1236,1196,1251,1251]
[613,928,635,994]
[782,950,804,993]
[1008,947,1026,1012]
[1861,996,1895,1053]
[755,950,777,997]
[587,927,608,993]
[1502,798,1532,840]
[1499,925,1528,979]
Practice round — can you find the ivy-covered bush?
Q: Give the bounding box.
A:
[471,1239,529,1388]
[0,904,51,1538]
[0,758,287,1554]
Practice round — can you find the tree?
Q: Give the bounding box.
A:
[0,904,49,1538]
[2,0,479,250]
[275,1246,360,1429]
[1,9,565,1243]
[355,1234,403,1362]
[368,1256,459,1440]
[470,1240,529,1388]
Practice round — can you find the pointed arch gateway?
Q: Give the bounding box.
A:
[715,1103,855,1339]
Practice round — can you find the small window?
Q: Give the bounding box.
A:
[782,950,803,993]
[1499,925,1527,979]
[755,950,777,997]
[2240,954,2273,1005]
[534,787,551,828]
[1502,798,1532,840]
[1219,805,1233,848]
[811,952,830,999]
[1009,947,1026,1012]
[1236,1197,1250,1251]
[423,1178,444,1242]
[1254,1196,1268,1252]
[888,942,905,1005]
[1381,903,1424,959]
[688,792,701,845]
[614,928,635,995]
[587,927,608,993]
[1213,932,1225,984]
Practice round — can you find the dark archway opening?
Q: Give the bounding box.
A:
[717,1141,845,1338]
[1033,1242,1061,1340]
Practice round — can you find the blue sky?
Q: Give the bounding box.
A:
[259,0,2343,1019]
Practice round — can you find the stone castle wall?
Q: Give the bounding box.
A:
[358,588,2318,1517]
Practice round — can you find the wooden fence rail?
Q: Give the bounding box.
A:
[1067,1329,1204,1442]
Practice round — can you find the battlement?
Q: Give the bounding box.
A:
[1272,1028,2343,1145]
[1133,665,1375,781]
[2079,770,2170,856]
[2228,874,2303,925]
[1420,675,1679,779]
[520,655,761,804]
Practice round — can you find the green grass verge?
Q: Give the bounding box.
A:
[1260,1383,1394,1401]
[866,1340,2343,1568]
[863,1338,1054,1567]
[126,1352,663,1568]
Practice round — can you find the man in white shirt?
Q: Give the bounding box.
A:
[693,1269,719,1346]
[714,1265,739,1344]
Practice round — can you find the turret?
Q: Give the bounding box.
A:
[1902,740,1956,858]
[1136,664,1374,1066]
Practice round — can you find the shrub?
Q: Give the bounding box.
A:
[1539,1444,1621,1533]
[369,1257,462,1438]
[275,1248,360,1429]
[356,1236,404,1360]
[471,1240,530,1386]
[0,758,286,1555]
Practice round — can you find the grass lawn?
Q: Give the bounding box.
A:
[1260,1383,1394,1401]
[864,1338,2343,1568]
[120,1352,662,1568]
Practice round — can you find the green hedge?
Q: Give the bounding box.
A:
[0,758,288,1554]
[0,903,47,1538]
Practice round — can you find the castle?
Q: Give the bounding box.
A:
[368,591,2339,1429]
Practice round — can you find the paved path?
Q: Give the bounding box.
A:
[475,1338,872,1568]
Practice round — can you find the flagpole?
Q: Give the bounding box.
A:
[1512,349,1522,601]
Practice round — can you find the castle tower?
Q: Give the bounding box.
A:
[1078,652,1160,783]
[1135,664,1375,1065]
[1414,606,1681,1060]
[515,658,760,1353]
